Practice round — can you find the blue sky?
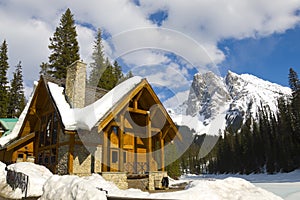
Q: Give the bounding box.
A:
[218,27,300,87]
[0,0,300,102]
[140,7,300,88]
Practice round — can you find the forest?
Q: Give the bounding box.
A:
[179,69,300,176]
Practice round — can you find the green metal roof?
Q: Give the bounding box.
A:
[0,118,18,137]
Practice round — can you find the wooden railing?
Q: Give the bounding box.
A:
[124,162,149,174]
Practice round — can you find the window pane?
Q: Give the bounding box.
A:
[38,152,43,164]
[112,151,118,163]
[39,131,45,147]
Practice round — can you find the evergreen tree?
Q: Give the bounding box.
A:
[0,40,9,118]
[112,60,124,84]
[288,68,300,139]
[98,59,114,90]
[126,70,134,79]
[120,70,134,83]
[165,142,181,179]
[39,62,49,76]
[97,59,125,90]
[289,68,300,94]
[7,61,26,118]
[89,28,106,87]
[48,8,80,79]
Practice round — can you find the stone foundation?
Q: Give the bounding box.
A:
[57,145,69,175]
[148,171,168,190]
[73,145,91,175]
[101,172,128,190]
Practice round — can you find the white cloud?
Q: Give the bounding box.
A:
[0,0,300,101]
[76,25,94,65]
[120,50,170,66]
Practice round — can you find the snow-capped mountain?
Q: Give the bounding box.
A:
[167,71,291,135]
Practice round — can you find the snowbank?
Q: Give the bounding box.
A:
[39,174,152,200]
[151,177,282,200]
[0,162,52,199]
[40,173,282,200]
[0,162,285,200]
[39,174,109,200]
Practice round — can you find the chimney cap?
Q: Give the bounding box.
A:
[68,60,87,68]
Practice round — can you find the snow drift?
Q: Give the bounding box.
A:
[0,162,52,199]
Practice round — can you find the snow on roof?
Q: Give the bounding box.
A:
[0,82,38,147]
[48,76,143,131]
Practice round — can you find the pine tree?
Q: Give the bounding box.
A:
[113,60,124,84]
[97,59,125,90]
[0,40,9,118]
[289,68,300,94]
[89,28,107,87]
[7,61,26,118]
[98,59,114,90]
[39,62,49,76]
[165,142,181,179]
[48,8,80,79]
[289,68,300,136]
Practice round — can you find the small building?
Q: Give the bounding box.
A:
[0,61,181,190]
[0,118,18,137]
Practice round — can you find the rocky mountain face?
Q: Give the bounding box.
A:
[169,71,291,135]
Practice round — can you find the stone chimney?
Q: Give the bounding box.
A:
[65,60,86,108]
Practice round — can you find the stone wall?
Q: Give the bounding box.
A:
[59,129,69,143]
[148,171,168,190]
[73,144,92,176]
[65,61,86,108]
[102,172,128,190]
[57,145,69,175]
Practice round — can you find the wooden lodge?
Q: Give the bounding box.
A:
[0,61,181,190]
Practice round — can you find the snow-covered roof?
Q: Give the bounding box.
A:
[0,76,143,147]
[0,82,38,147]
[48,76,143,131]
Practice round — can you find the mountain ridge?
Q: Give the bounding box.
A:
[167,71,291,135]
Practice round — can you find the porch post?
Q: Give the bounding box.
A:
[146,113,152,171]
[103,131,108,172]
[160,132,165,171]
[68,133,75,174]
[119,115,124,171]
[134,137,138,173]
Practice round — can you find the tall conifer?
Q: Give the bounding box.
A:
[8,61,25,118]
[48,8,80,79]
[89,28,106,87]
[0,40,9,117]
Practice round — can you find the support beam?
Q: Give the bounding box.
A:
[146,113,152,172]
[119,115,124,171]
[162,125,171,140]
[133,89,144,109]
[68,134,75,174]
[102,131,108,172]
[127,107,148,115]
[160,132,165,171]
[134,137,138,173]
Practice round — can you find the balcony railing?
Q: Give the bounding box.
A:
[124,162,149,174]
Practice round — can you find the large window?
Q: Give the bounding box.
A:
[37,112,60,173]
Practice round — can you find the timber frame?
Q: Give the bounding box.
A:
[97,79,181,174]
[0,76,181,177]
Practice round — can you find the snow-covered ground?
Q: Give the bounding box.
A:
[180,171,300,200]
[0,161,299,200]
[0,161,52,199]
